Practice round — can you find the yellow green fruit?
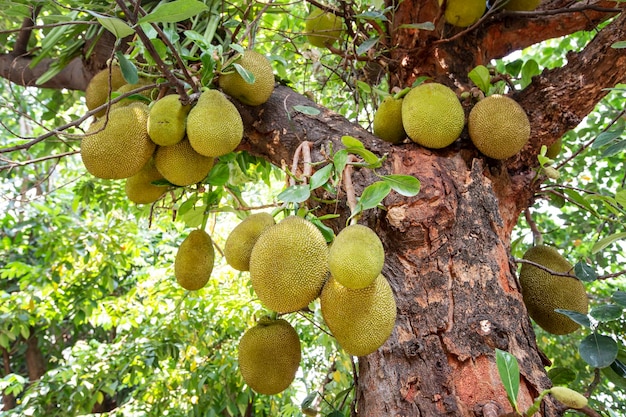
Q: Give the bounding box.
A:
[174,229,214,291]
[401,83,465,149]
[148,94,191,146]
[249,216,329,313]
[504,0,541,11]
[186,89,244,157]
[519,245,588,335]
[305,7,343,48]
[85,66,127,118]
[546,137,562,159]
[154,138,214,186]
[125,159,167,204]
[81,103,155,179]
[218,50,275,106]
[224,213,276,271]
[110,81,151,110]
[439,0,486,27]
[329,224,385,289]
[321,274,396,356]
[549,387,588,409]
[468,94,531,159]
[238,317,301,395]
[373,96,406,143]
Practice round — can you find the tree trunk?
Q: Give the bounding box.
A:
[2,346,16,411]
[25,328,46,382]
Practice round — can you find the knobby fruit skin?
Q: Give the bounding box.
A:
[373,96,406,144]
[85,66,127,118]
[237,317,301,395]
[125,159,167,204]
[224,212,276,271]
[305,6,343,48]
[148,94,190,146]
[154,138,215,187]
[439,0,487,28]
[218,50,275,106]
[174,229,214,291]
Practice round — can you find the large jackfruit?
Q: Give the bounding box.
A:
[468,94,530,159]
[174,229,214,291]
[249,216,329,313]
[238,317,301,395]
[148,94,190,146]
[305,6,343,48]
[519,245,588,335]
[186,89,244,157]
[439,0,486,27]
[321,274,396,356]
[154,138,214,186]
[80,103,155,179]
[218,50,275,106]
[224,212,276,271]
[373,96,406,144]
[329,224,385,289]
[125,159,167,204]
[401,82,465,149]
[85,66,127,118]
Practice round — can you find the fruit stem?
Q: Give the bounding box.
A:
[393,87,411,100]
[343,155,359,223]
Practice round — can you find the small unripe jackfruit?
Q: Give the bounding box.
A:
[504,0,541,11]
[321,274,396,356]
[81,103,155,179]
[373,96,406,143]
[154,138,214,186]
[249,216,329,313]
[329,224,385,289]
[125,159,167,204]
[519,245,588,335]
[148,95,190,146]
[174,229,214,291]
[549,387,588,409]
[224,213,276,271]
[85,66,127,118]
[401,83,465,149]
[187,89,244,157]
[546,137,562,159]
[238,317,301,395]
[439,0,486,27]
[219,51,275,106]
[305,7,343,48]
[468,94,530,159]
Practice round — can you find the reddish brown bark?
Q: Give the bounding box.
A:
[2,346,16,411]
[25,329,46,382]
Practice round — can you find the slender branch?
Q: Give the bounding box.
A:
[343,155,358,218]
[0,150,79,173]
[513,257,626,281]
[524,209,543,245]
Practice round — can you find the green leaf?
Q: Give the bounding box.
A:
[356,181,392,213]
[590,304,624,322]
[592,126,624,149]
[308,217,335,243]
[277,184,310,203]
[341,136,365,149]
[309,164,333,190]
[333,149,349,176]
[612,291,626,307]
[591,231,626,254]
[325,411,344,417]
[138,0,209,24]
[521,59,540,89]
[600,140,626,158]
[206,163,230,186]
[615,189,626,207]
[579,333,618,368]
[378,174,420,197]
[345,147,382,168]
[495,349,520,413]
[611,41,626,49]
[233,63,255,84]
[574,261,597,282]
[398,22,435,31]
[555,309,591,328]
[115,52,139,84]
[293,105,321,115]
[356,36,379,55]
[547,367,577,385]
[468,65,491,94]
[92,14,134,39]
[562,188,599,217]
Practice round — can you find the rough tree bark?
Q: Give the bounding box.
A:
[1,1,625,416]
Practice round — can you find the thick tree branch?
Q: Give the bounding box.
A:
[0,55,89,90]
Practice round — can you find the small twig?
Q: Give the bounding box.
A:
[524,208,543,245]
[513,257,578,279]
[343,155,359,218]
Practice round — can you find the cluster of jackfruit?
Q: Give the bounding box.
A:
[80,50,275,203]
[438,0,541,27]
[373,83,531,160]
[225,215,396,394]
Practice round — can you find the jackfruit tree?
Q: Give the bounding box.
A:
[1,1,625,416]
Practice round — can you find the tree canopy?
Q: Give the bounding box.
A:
[1,1,625,416]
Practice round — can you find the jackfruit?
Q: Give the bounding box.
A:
[329,224,384,289]
[218,50,275,106]
[468,94,530,159]
[373,96,406,143]
[81,103,155,179]
[401,83,465,149]
[321,274,396,356]
[186,89,244,157]
[125,159,167,204]
[249,216,329,313]
[148,94,191,146]
[305,6,343,48]
[519,245,588,335]
[154,138,214,186]
[174,229,214,291]
[546,137,562,159]
[238,317,301,395]
[224,212,276,271]
[439,0,486,27]
[85,66,127,118]
[549,387,588,409]
[111,81,151,110]
[504,0,541,11]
